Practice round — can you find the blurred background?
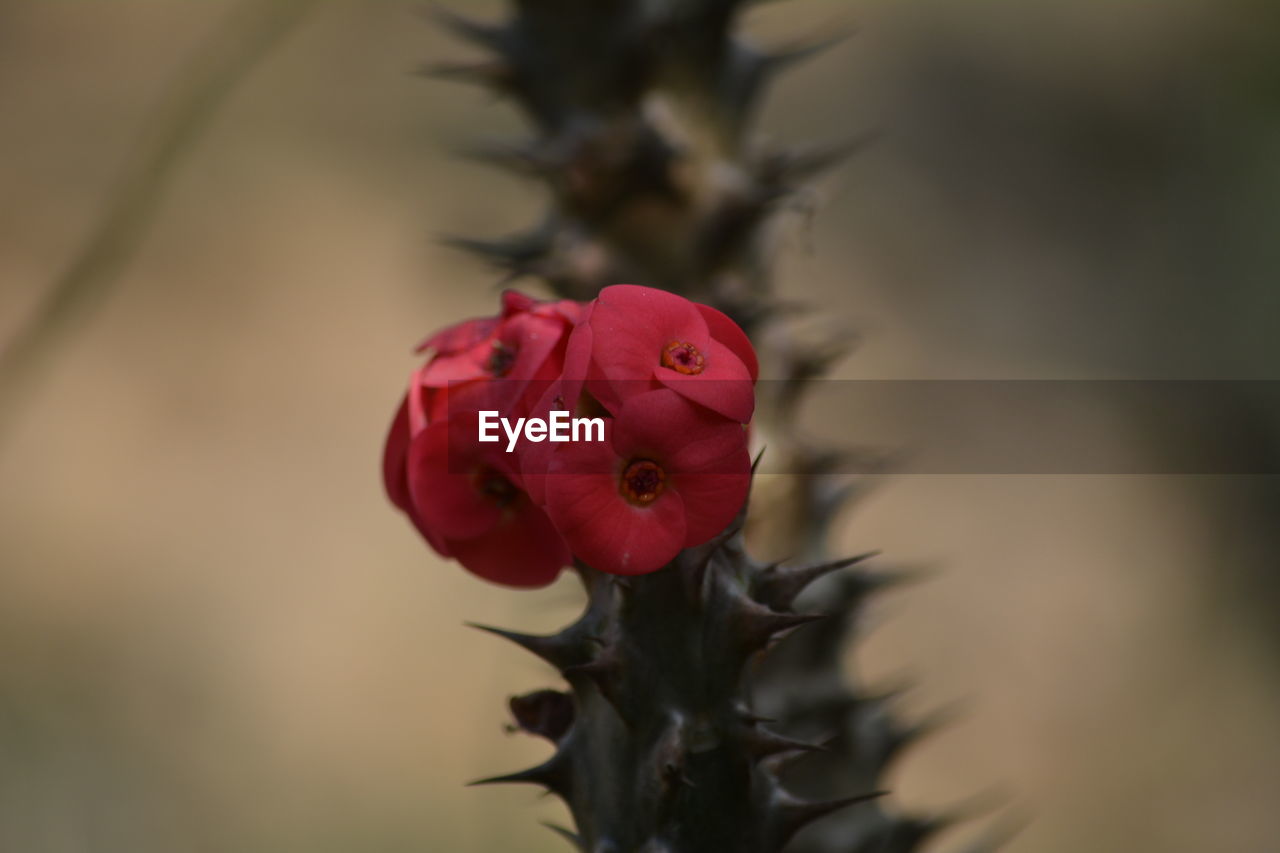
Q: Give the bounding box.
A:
[2,1,1278,851]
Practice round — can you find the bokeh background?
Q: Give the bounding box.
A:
[2,1,1279,851]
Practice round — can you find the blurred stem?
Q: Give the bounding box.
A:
[0,0,318,443]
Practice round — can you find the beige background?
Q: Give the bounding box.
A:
[2,1,1278,851]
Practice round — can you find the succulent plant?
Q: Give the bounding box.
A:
[386,1,1011,850]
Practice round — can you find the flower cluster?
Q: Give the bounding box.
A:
[383,285,756,586]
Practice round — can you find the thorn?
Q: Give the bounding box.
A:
[742,724,827,759]
[790,332,858,381]
[425,5,508,51]
[859,563,939,593]
[465,622,582,670]
[761,130,882,186]
[734,703,777,725]
[751,446,766,474]
[754,551,879,610]
[937,786,1012,826]
[419,59,512,89]
[773,790,887,843]
[460,140,555,177]
[867,700,966,771]
[561,645,621,683]
[889,813,953,849]
[440,233,549,270]
[758,746,820,777]
[737,600,828,652]
[561,644,626,713]
[950,808,1032,853]
[763,30,854,73]
[638,839,675,853]
[861,676,917,706]
[541,821,585,851]
[894,702,964,750]
[468,752,569,793]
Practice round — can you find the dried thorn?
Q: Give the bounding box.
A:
[541,821,585,851]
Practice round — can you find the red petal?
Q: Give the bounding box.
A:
[500,289,537,317]
[611,389,748,468]
[513,380,566,507]
[697,303,758,382]
[406,416,503,541]
[382,396,412,513]
[415,316,497,355]
[609,390,751,545]
[447,498,570,588]
[595,285,707,335]
[654,337,755,423]
[590,286,709,404]
[419,348,488,387]
[547,298,584,323]
[559,308,594,402]
[670,460,751,546]
[541,423,686,574]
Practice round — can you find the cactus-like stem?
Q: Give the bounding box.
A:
[477,511,896,850]
[430,1,996,849]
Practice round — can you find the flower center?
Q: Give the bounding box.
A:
[476,468,518,508]
[660,341,705,375]
[620,459,665,505]
[487,340,516,376]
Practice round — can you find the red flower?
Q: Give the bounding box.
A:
[540,388,751,575]
[400,410,570,587]
[416,290,582,421]
[580,284,757,424]
[383,290,582,585]
[384,285,757,583]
